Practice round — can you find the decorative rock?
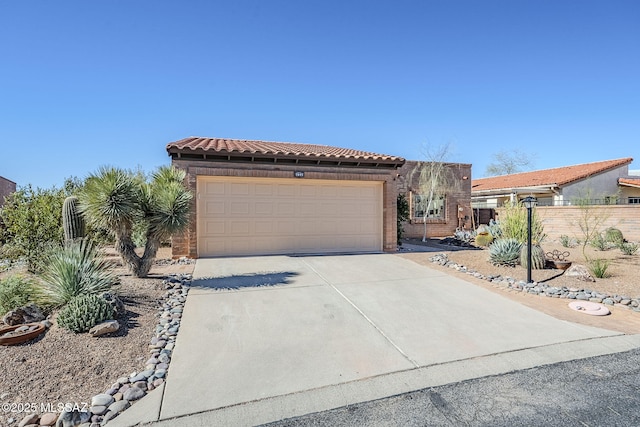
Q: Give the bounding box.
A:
[107,399,131,413]
[133,381,148,390]
[603,298,615,305]
[153,378,165,387]
[113,392,123,401]
[54,409,90,427]
[39,412,58,426]
[89,320,120,337]
[3,303,46,326]
[565,264,596,282]
[89,405,108,416]
[91,393,115,407]
[123,387,146,401]
[18,413,39,427]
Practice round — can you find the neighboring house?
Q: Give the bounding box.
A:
[167,137,405,258]
[0,175,17,208]
[396,161,472,238]
[471,158,635,209]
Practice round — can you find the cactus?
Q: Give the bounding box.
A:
[604,227,624,245]
[57,294,115,333]
[474,233,493,247]
[520,243,546,270]
[489,238,522,267]
[63,196,85,243]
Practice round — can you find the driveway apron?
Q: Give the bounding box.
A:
[114,254,637,426]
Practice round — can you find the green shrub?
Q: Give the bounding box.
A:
[604,227,624,245]
[619,242,638,256]
[489,238,522,267]
[56,294,115,333]
[40,239,119,307]
[588,258,610,278]
[520,244,546,270]
[590,233,609,251]
[559,235,579,248]
[499,202,546,244]
[0,275,42,316]
[474,233,493,247]
[396,194,409,244]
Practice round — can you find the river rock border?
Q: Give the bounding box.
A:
[16,273,192,427]
[429,253,640,312]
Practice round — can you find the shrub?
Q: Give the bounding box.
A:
[604,227,624,246]
[499,202,546,244]
[520,244,546,270]
[588,258,610,278]
[559,235,579,248]
[489,238,522,267]
[56,294,115,333]
[0,275,42,316]
[396,193,409,244]
[590,233,609,251]
[40,240,119,307]
[619,242,638,256]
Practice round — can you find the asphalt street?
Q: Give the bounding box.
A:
[263,348,640,427]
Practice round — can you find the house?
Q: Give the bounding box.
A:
[471,158,635,209]
[167,137,405,258]
[396,161,472,238]
[0,176,16,208]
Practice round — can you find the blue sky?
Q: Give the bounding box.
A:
[1,1,638,189]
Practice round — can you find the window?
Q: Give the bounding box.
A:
[411,193,445,220]
[629,197,640,204]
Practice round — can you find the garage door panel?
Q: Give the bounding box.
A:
[198,177,382,257]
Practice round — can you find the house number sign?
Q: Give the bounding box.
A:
[294,171,305,178]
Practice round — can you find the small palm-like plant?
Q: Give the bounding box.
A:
[489,238,522,267]
[40,240,119,307]
[79,166,192,277]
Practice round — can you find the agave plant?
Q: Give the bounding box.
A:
[40,239,119,307]
[489,238,522,267]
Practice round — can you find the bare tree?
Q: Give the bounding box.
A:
[407,143,461,241]
[485,149,536,176]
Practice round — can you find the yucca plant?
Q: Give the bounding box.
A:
[489,238,522,267]
[40,239,119,307]
[519,243,546,270]
[79,166,192,277]
[57,294,115,333]
[588,258,610,279]
[619,242,638,256]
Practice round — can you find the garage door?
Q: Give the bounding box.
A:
[197,176,383,257]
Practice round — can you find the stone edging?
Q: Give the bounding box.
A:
[15,273,192,427]
[429,253,640,312]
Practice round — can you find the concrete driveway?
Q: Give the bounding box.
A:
[111,254,640,427]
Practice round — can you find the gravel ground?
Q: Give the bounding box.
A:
[0,248,183,426]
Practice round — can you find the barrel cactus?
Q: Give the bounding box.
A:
[62,196,85,243]
[520,244,546,270]
[474,233,493,247]
[604,227,624,246]
[489,238,522,267]
[57,294,115,333]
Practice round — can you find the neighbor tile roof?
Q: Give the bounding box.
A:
[472,158,633,193]
[167,136,404,163]
[619,177,640,188]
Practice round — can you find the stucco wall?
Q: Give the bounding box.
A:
[0,176,16,208]
[561,165,629,201]
[397,161,472,239]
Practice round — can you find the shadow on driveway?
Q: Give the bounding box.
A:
[190,272,300,290]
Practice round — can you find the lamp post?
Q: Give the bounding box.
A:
[522,196,537,284]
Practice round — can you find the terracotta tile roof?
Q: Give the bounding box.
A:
[472,158,633,193]
[167,136,405,163]
[619,177,640,188]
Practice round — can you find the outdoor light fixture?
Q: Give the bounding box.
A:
[522,196,537,283]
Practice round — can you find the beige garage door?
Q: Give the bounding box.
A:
[197,176,383,257]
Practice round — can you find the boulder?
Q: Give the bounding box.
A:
[89,320,120,337]
[565,264,595,282]
[2,304,45,326]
